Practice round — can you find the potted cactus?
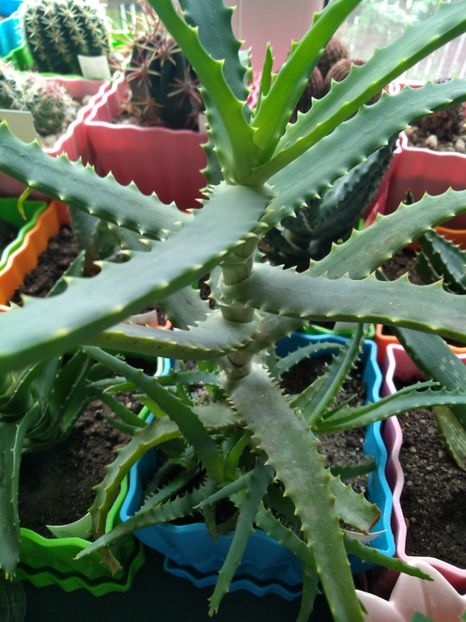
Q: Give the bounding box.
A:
[0,63,108,197]
[84,7,207,209]
[21,0,111,78]
[1,0,466,620]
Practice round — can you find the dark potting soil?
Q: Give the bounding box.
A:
[11,225,80,304]
[19,401,130,536]
[282,356,369,493]
[381,247,425,285]
[397,406,466,567]
[0,220,17,253]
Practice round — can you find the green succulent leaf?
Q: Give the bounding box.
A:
[317,383,466,432]
[418,230,466,294]
[89,311,260,361]
[251,0,362,157]
[157,286,210,330]
[271,0,466,172]
[225,364,364,622]
[222,262,466,344]
[0,125,189,239]
[0,183,270,373]
[311,189,466,279]
[147,0,255,181]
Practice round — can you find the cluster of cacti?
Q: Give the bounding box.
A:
[317,36,349,77]
[1,1,466,621]
[124,14,202,129]
[22,0,110,76]
[0,65,69,135]
[412,79,465,140]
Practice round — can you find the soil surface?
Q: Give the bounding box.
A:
[397,406,466,567]
[11,225,80,303]
[282,355,369,493]
[406,119,466,154]
[381,247,425,285]
[19,402,130,535]
[0,220,17,253]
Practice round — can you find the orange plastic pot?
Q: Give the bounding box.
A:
[0,201,69,305]
[374,323,466,366]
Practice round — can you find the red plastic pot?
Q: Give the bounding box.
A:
[382,344,466,594]
[84,74,208,211]
[0,77,109,197]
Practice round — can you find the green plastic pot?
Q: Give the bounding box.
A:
[0,198,47,272]
[16,477,145,596]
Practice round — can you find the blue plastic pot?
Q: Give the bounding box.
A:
[121,333,394,600]
[0,7,23,57]
[0,1,22,16]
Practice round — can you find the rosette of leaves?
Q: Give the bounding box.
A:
[1,0,466,620]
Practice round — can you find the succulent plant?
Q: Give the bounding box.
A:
[124,13,202,129]
[22,0,110,76]
[0,68,24,111]
[416,229,466,295]
[317,36,349,77]
[291,66,325,120]
[262,137,396,270]
[1,1,466,620]
[22,78,68,136]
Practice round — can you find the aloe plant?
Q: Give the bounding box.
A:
[1,0,466,619]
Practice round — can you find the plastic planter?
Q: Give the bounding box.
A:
[0,6,22,57]
[225,0,323,74]
[357,560,466,621]
[0,201,68,305]
[0,76,109,198]
[0,1,22,17]
[17,477,144,596]
[121,333,394,600]
[85,74,208,211]
[0,198,48,272]
[374,323,466,366]
[385,94,466,247]
[382,344,466,593]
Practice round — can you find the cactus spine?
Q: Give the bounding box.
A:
[124,15,202,129]
[0,64,68,136]
[23,0,110,76]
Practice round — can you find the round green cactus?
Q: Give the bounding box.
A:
[0,67,25,111]
[23,0,110,76]
[22,79,68,136]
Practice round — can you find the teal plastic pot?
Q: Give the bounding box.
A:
[120,334,394,600]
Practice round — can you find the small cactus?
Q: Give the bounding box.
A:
[124,12,202,129]
[22,79,68,136]
[22,0,110,76]
[0,68,24,111]
[317,37,349,77]
[291,66,324,120]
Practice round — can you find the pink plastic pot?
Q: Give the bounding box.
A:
[382,344,466,594]
[385,82,466,245]
[357,560,466,621]
[84,75,208,211]
[0,77,108,197]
